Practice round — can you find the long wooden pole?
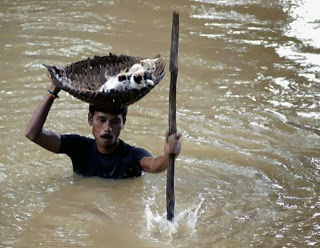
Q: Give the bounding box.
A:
[167,11,179,222]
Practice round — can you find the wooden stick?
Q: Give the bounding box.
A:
[167,11,179,222]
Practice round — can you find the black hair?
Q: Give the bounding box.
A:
[88,104,128,119]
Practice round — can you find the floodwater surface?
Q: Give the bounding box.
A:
[0,0,319,247]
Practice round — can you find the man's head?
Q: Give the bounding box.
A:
[88,105,128,120]
[88,105,128,153]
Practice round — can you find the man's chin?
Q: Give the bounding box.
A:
[100,137,116,146]
[101,138,113,143]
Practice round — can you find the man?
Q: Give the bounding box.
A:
[25,82,181,179]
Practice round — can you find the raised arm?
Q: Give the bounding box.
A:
[140,132,181,173]
[25,84,61,153]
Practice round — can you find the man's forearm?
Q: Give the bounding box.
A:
[141,155,169,173]
[25,85,59,141]
[25,84,62,153]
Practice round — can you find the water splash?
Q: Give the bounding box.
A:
[143,194,204,242]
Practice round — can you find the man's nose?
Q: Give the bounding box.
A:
[103,121,112,131]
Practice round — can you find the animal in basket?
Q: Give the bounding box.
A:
[99,71,154,93]
[104,58,158,82]
[129,58,158,80]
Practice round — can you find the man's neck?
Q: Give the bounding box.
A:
[97,139,119,154]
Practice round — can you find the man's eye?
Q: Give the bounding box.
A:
[111,120,120,125]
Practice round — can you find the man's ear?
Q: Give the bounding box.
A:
[122,116,126,129]
[88,113,93,126]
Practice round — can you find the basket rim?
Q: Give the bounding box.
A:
[44,53,166,108]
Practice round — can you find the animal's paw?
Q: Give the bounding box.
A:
[146,80,154,87]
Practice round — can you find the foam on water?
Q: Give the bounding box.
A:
[143,193,204,241]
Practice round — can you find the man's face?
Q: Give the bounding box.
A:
[88,111,125,150]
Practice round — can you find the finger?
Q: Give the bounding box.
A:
[46,71,54,81]
[53,65,64,76]
[173,144,181,157]
[175,143,181,153]
[174,133,182,140]
[165,131,169,143]
[168,134,176,144]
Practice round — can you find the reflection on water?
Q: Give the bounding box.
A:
[279,0,320,83]
[0,0,319,247]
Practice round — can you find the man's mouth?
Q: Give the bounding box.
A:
[100,133,114,139]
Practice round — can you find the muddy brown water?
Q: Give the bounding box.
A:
[0,0,319,247]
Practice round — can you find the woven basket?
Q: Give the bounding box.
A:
[43,53,166,109]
